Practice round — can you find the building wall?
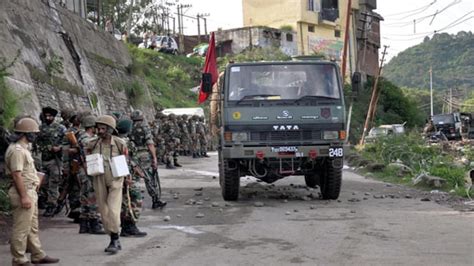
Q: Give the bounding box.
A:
[243,0,361,78]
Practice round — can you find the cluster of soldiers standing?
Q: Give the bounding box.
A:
[151,111,210,170]
[3,106,211,263]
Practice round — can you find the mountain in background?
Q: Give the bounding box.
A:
[382,31,474,91]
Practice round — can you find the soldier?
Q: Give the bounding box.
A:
[56,113,82,221]
[5,117,60,265]
[116,118,147,237]
[129,110,167,209]
[36,106,66,217]
[152,113,167,165]
[85,115,127,254]
[189,115,201,158]
[162,113,182,168]
[178,114,191,156]
[77,115,105,234]
[197,116,210,157]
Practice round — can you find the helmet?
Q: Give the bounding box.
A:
[111,111,123,120]
[81,115,97,128]
[96,115,117,131]
[181,114,188,120]
[116,118,133,135]
[14,117,40,133]
[131,110,144,121]
[169,113,176,120]
[191,115,199,120]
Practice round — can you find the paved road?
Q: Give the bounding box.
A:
[1,152,473,265]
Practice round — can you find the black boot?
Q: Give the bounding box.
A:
[202,152,210,158]
[121,221,147,237]
[166,160,176,169]
[43,205,56,217]
[89,219,106,234]
[79,219,90,234]
[104,233,121,254]
[152,198,167,209]
[173,159,182,167]
[192,152,198,158]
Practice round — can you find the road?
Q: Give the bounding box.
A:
[1,152,473,265]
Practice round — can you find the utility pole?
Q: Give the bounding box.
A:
[203,16,208,36]
[177,3,192,53]
[197,13,201,43]
[341,0,352,79]
[430,66,433,117]
[359,45,388,146]
[449,87,453,113]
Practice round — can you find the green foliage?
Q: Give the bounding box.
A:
[123,80,147,107]
[358,132,471,196]
[220,46,292,67]
[0,53,20,128]
[87,52,121,69]
[383,31,474,91]
[461,90,474,112]
[127,45,202,108]
[26,64,83,95]
[280,25,293,31]
[347,77,425,143]
[46,55,64,76]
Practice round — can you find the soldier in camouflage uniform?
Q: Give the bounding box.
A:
[129,110,167,209]
[151,112,166,165]
[77,115,105,234]
[189,115,201,158]
[57,113,82,221]
[178,115,191,156]
[162,113,182,168]
[37,106,67,217]
[197,117,210,157]
[116,117,147,237]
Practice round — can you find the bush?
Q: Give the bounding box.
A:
[0,55,19,128]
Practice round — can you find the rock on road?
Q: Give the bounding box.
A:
[1,152,473,265]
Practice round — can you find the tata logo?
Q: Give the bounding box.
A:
[282,110,290,117]
[273,125,300,131]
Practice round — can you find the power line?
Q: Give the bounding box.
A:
[384,0,437,18]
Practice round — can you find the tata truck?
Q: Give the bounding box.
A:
[202,61,353,201]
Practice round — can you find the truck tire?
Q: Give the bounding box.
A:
[304,172,320,188]
[219,157,240,201]
[320,160,342,200]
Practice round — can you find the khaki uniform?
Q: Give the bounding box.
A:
[5,142,46,264]
[86,136,127,234]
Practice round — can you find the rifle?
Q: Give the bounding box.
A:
[131,159,162,202]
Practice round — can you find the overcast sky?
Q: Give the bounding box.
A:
[179,0,473,62]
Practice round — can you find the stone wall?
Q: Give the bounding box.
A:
[0,0,154,121]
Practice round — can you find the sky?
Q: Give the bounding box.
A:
[176,0,473,63]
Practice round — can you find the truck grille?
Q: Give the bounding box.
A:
[250,131,321,142]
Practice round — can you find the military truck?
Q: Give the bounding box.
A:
[202,61,353,201]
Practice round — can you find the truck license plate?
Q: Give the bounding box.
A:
[328,147,344,158]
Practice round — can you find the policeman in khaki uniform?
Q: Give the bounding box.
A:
[85,115,127,254]
[5,117,59,265]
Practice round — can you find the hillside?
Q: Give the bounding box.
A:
[383,31,474,90]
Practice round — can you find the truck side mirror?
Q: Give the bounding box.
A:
[202,73,213,94]
[351,72,361,93]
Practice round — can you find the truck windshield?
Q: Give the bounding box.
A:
[227,64,340,102]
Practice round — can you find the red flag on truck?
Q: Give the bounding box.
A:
[198,32,218,104]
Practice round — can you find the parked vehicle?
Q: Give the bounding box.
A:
[460,112,474,139]
[432,112,462,140]
[154,35,179,54]
[201,60,354,201]
[365,124,405,142]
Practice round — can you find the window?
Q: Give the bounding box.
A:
[321,0,339,21]
[286,33,293,42]
[308,25,315,32]
[308,0,315,11]
[335,30,341,38]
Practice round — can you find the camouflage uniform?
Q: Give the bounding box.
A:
[77,123,105,234]
[129,111,166,209]
[37,110,66,216]
[151,115,166,164]
[189,115,201,158]
[162,114,181,168]
[197,117,210,157]
[178,115,191,156]
[116,117,147,237]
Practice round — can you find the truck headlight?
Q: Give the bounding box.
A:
[232,132,249,142]
[323,130,339,140]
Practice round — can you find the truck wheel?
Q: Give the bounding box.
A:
[220,158,240,201]
[320,160,342,200]
[304,172,320,188]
